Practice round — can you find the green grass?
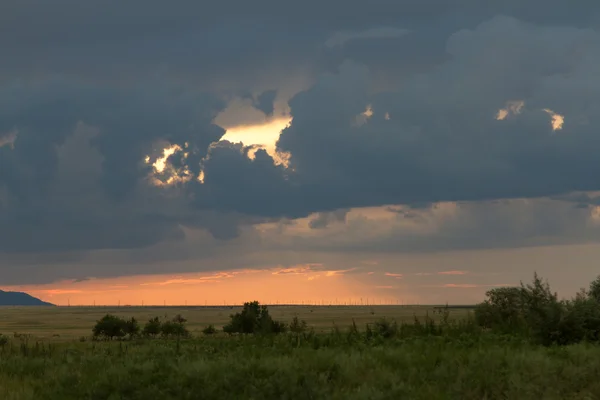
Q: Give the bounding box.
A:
[2,305,600,399]
[1,333,600,399]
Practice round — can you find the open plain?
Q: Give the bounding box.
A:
[0,305,470,341]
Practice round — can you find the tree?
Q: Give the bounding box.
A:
[142,317,161,338]
[474,286,528,332]
[223,301,286,334]
[160,315,190,338]
[289,316,308,333]
[124,317,140,339]
[92,314,127,340]
[589,275,600,303]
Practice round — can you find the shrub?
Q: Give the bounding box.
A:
[289,316,308,333]
[474,273,600,346]
[160,315,190,338]
[92,314,127,340]
[142,317,162,338]
[588,275,600,303]
[202,325,217,335]
[474,287,528,333]
[124,317,140,339]
[373,318,398,339]
[0,334,8,347]
[223,301,286,334]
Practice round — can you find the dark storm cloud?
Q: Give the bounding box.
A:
[253,90,278,117]
[2,0,598,88]
[2,0,600,264]
[0,80,226,253]
[197,16,600,218]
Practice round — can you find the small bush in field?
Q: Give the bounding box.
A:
[202,325,217,335]
[124,317,140,339]
[289,316,308,333]
[223,301,287,334]
[373,318,398,338]
[92,314,127,340]
[143,317,162,338]
[0,334,8,346]
[160,315,190,338]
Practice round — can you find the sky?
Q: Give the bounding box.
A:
[2,1,600,305]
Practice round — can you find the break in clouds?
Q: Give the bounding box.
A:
[2,0,600,283]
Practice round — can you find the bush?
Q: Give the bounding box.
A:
[289,316,308,333]
[475,287,528,333]
[92,314,127,340]
[0,334,8,346]
[474,273,600,346]
[588,275,600,303]
[223,301,287,335]
[202,325,217,335]
[372,318,398,339]
[143,317,162,338]
[124,317,140,339]
[160,315,190,338]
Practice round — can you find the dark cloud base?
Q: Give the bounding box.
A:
[1,2,600,274]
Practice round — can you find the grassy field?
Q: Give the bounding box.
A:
[1,326,600,399]
[3,303,600,399]
[0,305,471,341]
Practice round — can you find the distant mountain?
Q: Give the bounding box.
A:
[0,290,55,306]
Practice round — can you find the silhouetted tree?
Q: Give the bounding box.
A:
[589,275,600,303]
[223,301,286,334]
[92,314,127,340]
[124,317,140,339]
[142,317,161,338]
[160,315,190,338]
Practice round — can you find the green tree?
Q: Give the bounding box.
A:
[160,315,190,338]
[92,314,127,340]
[589,275,600,303]
[223,301,286,334]
[142,317,161,338]
[124,317,140,339]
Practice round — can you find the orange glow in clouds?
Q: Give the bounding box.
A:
[220,117,292,166]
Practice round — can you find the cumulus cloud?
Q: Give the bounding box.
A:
[3,2,600,287]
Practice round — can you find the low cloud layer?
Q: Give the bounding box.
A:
[2,2,600,286]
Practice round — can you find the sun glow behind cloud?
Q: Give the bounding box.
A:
[144,117,293,186]
[220,117,292,166]
[496,100,525,120]
[496,101,565,131]
[543,108,565,131]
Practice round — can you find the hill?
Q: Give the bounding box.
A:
[0,290,54,306]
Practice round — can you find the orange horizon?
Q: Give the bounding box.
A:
[1,265,500,307]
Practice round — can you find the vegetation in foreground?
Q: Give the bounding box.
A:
[0,274,600,399]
